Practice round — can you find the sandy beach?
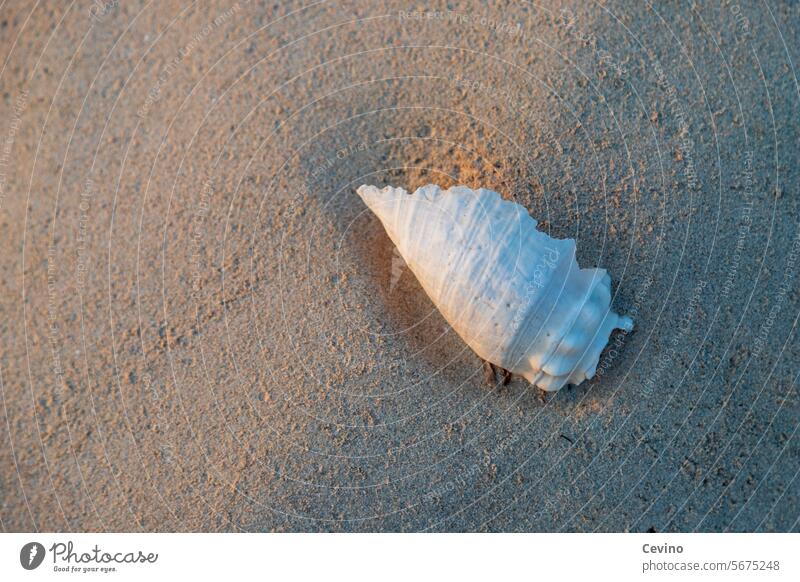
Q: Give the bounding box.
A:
[0,0,798,531]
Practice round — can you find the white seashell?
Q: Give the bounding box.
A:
[357,183,633,391]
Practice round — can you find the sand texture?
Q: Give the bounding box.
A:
[0,0,798,532]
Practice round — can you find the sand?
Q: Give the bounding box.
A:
[0,0,798,532]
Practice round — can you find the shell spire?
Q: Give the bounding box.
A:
[357,184,632,391]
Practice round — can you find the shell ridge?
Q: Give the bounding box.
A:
[414,186,510,347]
[448,194,518,333]
[440,189,531,357]
[537,267,611,377]
[501,238,576,370]
[432,189,482,315]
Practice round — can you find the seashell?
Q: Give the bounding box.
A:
[357,183,633,391]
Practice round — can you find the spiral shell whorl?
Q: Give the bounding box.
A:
[357,183,632,391]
